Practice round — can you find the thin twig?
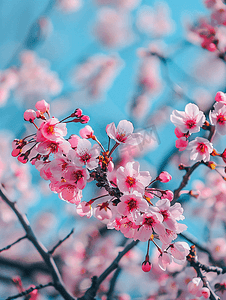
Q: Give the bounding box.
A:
[0,235,27,253]
[49,228,74,255]
[172,161,202,205]
[6,282,54,300]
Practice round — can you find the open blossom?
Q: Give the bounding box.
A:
[170,103,205,134]
[37,117,67,142]
[186,137,213,162]
[134,209,165,242]
[117,192,148,216]
[116,161,152,194]
[64,166,89,189]
[74,139,100,169]
[79,125,94,139]
[106,120,142,145]
[210,102,226,135]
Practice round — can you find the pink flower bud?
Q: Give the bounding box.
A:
[79,125,94,139]
[215,91,226,104]
[80,115,90,124]
[175,137,188,151]
[24,109,36,122]
[142,260,152,272]
[11,148,22,157]
[206,43,217,52]
[157,171,172,183]
[175,127,184,138]
[36,110,41,118]
[200,287,210,299]
[17,154,28,164]
[35,99,50,113]
[71,108,82,118]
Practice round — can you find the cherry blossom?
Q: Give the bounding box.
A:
[116,161,152,194]
[117,192,148,216]
[170,103,205,134]
[106,120,142,145]
[186,137,213,162]
[210,102,226,135]
[74,139,100,169]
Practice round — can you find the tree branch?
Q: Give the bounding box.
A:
[49,228,74,255]
[0,187,75,300]
[0,235,27,253]
[106,267,122,300]
[78,240,139,300]
[6,282,54,300]
[172,161,202,205]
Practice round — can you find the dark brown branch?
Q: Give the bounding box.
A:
[0,187,75,300]
[78,240,139,300]
[0,235,27,253]
[49,228,74,255]
[172,161,202,205]
[6,282,54,300]
[106,267,122,300]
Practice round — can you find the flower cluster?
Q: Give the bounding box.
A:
[171,94,226,165]
[13,99,189,272]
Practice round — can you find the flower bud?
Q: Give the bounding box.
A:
[24,109,36,122]
[157,171,172,183]
[142,260,152,272]
[35,99,50,113]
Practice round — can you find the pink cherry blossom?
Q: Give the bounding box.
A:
[94,202,113,222]
[119,215,139,239]
[74,139,100,169]
[117,192,148,216]
[116,161,152,194]
[158,252,172,271]
[215,91,226,104]
[37,117,67,142]
[59,184,82,204]
[170,103,205,134]
[68,134,80,149]
[64,166,89,189]
[186,137,213,162]
[36,139,71,156]
[76,201,93,218]
[106,120,143,145]
[210,102,226,135]
[168,242,190,263]
[187,277,203,295]
[134,209,165,242]
[79,125,94,139]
